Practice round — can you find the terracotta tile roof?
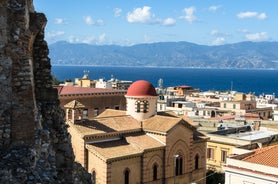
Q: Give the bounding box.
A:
[64,100,85,109]
[97,109,126,117]
[126,133,165,150]
[86,133,164,160]
[86,139,142,160]
[176,85,193,89]
[71,110,141,136]
[143,115,182,133]
[182,116,198,127]
[242,145,278,167]
[54,86,125,95]
[157,111,179,117]
[226,165,278,179]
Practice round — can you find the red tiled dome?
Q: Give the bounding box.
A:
[126,80,157,96]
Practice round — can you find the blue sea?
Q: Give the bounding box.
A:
[51,65,278,96]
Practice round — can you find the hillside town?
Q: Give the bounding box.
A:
[55,73,278,184]
[2,1,278,183]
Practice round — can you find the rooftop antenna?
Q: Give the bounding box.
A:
[83,69,90,75]
[230,81,233,91]
[83,70,90,79]
[158,78,163,89]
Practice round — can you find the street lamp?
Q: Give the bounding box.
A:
[174,154,179,184]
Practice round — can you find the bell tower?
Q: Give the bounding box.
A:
[125,80,157,121]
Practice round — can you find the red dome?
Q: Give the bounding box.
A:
[126,80,157,96]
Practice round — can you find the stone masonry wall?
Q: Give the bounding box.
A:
[0,0,91,183]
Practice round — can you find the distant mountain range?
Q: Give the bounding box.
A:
[49,41,278,69]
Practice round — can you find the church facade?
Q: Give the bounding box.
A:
[66,80,208,184]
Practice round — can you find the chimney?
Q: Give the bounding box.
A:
[254,121,260,131]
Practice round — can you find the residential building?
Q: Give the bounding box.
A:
[273,107,278,121]
[220,100,272,120]
[95,78,112,89]
[55,86,126,119]
[66,80,208,184]
[74,73,93,87]
[204,123,278,172]
[173,85,200,96]
[223,145,278,184]
[95,76,133,90]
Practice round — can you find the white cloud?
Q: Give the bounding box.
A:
[114,8,122,17]
[127,6,158,24]
[245,32,268,41]
[98,33,106,44]
[210,29,231,37]
[162,18,176,26]
[209,5,221,11]
[237,11,267,20]
[180,6,197,23]
[238,28,249,33]
[46,31,65,38]
[54,18,64,24]
[84,16,94,25]
[257,13,267,20]
[210,29,220,36]
[126,6,176,27]
[68,36,80,43]
[70,34,107,45]
[211,37,226,45]
[96,19,104,26]
[83,16,104,26]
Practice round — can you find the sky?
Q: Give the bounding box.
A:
[34,0,278,46]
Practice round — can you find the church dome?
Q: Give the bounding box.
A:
[126,80,157,96]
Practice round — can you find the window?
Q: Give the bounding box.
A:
[221,150,227,163]
[224,103,226,108]
[94,108,99,116]
[135,100,149,113]
[91,170,96,184]
[82,109,88,119]
[153,164,158,181]
[195,154,199,170]
[174,156,183,176]
[178,104,182,108]
[207,148,214,160]
[233,104,236,109]
[135,101,141,112]
[143,101,149,113]
[124,169,130,184]
[114,105,120,110]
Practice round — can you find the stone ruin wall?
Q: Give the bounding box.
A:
[0,0,39,146]
[0,0,91,183]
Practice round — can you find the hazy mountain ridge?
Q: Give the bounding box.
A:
[49,41,278,69]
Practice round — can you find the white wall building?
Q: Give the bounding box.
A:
[223,145,278,184]
[95,78,113,89]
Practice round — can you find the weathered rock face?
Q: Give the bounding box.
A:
[0,0,90,183]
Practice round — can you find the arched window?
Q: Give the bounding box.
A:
[153,163,158,181]
[195,154,199,170]
[135,100,149,113]
[91,170,96,184]
[179,157,183,175]
[174,156,183,176]
[124,168,130,184]
[135,101,141,112]
[143,101,149,113]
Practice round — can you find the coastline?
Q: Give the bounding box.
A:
[51,64,278,71]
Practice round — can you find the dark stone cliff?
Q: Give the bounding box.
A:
[0,0,90,183]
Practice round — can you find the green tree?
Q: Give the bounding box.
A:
[52,75,61,85]
[206,170,225,184]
